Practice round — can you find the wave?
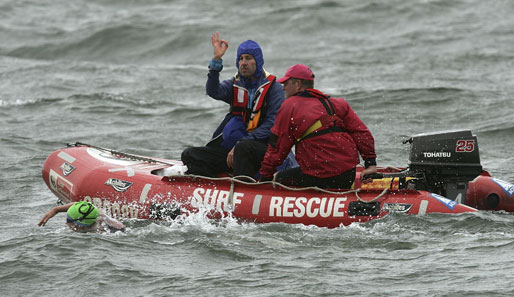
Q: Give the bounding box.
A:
[6,23,160,62]
[4,21,210,64]
[475,122,514,135]
[345,87,469,104]
[65,92,201,109]
[0,92,198,109]
[0,97,63,107]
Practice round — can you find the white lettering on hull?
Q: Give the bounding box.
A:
[270,196,347,218]
[83,196,139,219]
[190,187,243,212]
[188,187,348,218]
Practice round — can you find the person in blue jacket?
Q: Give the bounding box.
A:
[177,32,286,178]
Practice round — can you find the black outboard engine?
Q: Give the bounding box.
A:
[404,130,483,203]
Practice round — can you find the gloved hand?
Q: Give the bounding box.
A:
[360,166,378,184]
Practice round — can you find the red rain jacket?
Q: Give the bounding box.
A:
[260,89,376,178]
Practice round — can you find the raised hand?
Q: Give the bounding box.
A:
[211,32,229,60]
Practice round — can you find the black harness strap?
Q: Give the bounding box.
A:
[296,90,347,143]
[299,125,347,142]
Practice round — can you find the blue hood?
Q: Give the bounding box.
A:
[236,40,264,81]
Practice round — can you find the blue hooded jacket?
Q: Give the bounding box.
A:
[206,40,285,147]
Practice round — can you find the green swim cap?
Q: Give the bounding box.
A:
[66,201,99,226]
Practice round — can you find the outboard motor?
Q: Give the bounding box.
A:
[404,130,483,203]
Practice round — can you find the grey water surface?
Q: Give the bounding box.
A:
[1,0,514,296]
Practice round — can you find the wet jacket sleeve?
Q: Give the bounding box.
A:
[259,101,295,178]
[242,82,285,141]
[340,100,377,164]
[206,65,233,104]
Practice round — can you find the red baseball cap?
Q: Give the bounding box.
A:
[276,64,315,83]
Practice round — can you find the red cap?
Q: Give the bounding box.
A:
[276,64,315,83]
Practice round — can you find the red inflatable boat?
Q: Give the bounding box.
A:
[42,136,494,228]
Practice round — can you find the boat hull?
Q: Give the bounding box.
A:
[42,145,477,228]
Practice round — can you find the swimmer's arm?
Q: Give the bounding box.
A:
[38,203,74,227]
[99,211,126,231]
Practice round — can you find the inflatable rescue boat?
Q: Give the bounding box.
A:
[40,130,512,228]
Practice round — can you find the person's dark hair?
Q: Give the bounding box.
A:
[301,79,314,89]
[291,78,314,89]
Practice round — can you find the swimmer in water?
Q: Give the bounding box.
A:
[38,201,125,233]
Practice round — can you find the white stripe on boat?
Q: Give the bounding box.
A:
[252,195,262,214]
[140,184,152,203]
[108,167,135,177]
[418,200,428,215]
[58,151,76,163]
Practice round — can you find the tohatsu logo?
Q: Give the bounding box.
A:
[423,152,452,158]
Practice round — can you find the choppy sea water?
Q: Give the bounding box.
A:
[1,0,514,296]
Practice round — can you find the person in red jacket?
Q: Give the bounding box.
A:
[259,64,377,189]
